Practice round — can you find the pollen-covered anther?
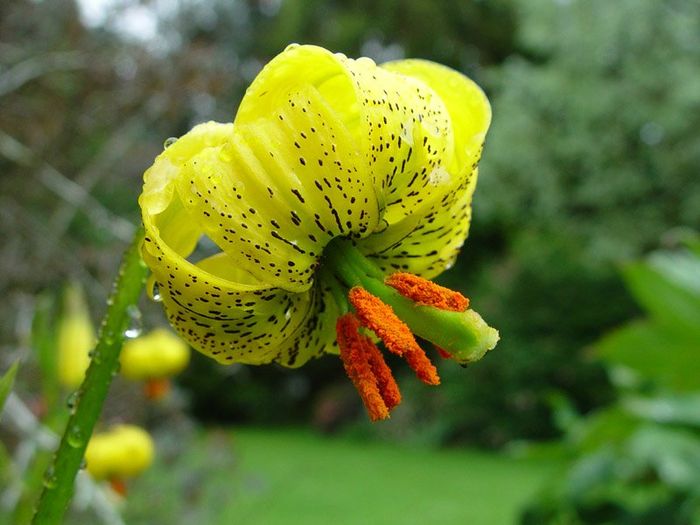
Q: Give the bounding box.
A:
[385,272,470,312]
[362,332,402,410]
[348,287,418,357]
[348,286,440,386]
[337,313,397,421]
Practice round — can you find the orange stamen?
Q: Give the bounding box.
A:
[385,272,469,312]
[109,478,128,496]
[144,378,171,400]
[404,349,440,385]
[362,334,402,410]
[336,313,390,421]
[348,287,420,357]
[348,286,440,387]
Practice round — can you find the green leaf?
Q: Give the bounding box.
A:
[623,393,700,428]
[0,361,20,415]
[647,249,700,296]
[570,405,641,452]
[622,260,700,338]
[597,319,700,391]
[628,424,700,491]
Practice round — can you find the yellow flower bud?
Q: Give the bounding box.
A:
[56,283,95,389]
[85,424,154,481]
[120,328,190,380]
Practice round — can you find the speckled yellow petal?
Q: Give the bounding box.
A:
[359,59,491,278]
[236,45,453,214]
[141,230,338,366]
[186,89,376,292]
[139,45,493,371]
[382,59,491,174]
[140,122,233,258]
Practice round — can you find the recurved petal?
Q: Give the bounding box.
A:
[381,59,491,174]
[151,88,377,293]
[140,229,339,366]
[359,59,491,278]
[364,174,477,279]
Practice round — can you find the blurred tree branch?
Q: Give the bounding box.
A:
[0,130,135,242]
[0,51,85,98]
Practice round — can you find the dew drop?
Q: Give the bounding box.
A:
[67,426,85,448]
[148,281,163,302]
[218,149,232,163]
[66,390,81,413]
[102,331,115,345]
[95,350,105,364]
[43,467,57,489]
[164,137,178,148]
[124,305,142,338]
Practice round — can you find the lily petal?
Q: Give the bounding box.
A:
[360,59,492,278]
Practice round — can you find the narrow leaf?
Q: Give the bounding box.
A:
[0,360,20,416]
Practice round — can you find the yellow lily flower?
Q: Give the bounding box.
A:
[139,44,498,421]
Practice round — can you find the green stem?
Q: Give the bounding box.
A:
[326,238,499,364]
[32,226,148,525]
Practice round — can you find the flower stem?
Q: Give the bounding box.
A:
[326,238,499,364]
[32,226,148,525]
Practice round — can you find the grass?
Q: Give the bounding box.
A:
[116,427,558,525]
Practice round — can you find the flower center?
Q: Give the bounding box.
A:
[321,238,499,420]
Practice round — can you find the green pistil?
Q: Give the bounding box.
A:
[324,238,499,364]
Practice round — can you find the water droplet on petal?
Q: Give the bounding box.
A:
[124,305,142,339]
[164,137,178,148]
[148,281,163,302]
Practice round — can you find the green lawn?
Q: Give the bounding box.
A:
[120,427,558,525]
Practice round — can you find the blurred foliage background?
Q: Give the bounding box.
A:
[1,0,699,523]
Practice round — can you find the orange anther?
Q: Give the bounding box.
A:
[336,313,391,421]
[404,348,440,386]
[348,286,440,387]
[348,287,420,357]
[385,272,469,312]
[362,334,402,410]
